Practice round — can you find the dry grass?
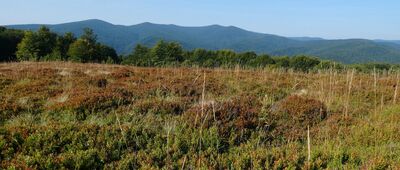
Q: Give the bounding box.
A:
[1,62,400,169]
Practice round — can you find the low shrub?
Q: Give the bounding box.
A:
[117,153,139,169]
[265,95,327,141]
[61,149,104,170]
[184,96,261,145]
[58,88,134,120]
[133,98,190,115]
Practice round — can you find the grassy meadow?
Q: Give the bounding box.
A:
[1,62,399,169]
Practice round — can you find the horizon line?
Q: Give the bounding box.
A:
[3,18,400,41]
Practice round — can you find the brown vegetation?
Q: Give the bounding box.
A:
[1,62,400,169]
[266,95,327,141]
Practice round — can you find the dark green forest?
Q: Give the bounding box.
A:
[1,26,119,63]
[0,26,397,72]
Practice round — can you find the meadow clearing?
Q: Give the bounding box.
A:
[1,62,399,169]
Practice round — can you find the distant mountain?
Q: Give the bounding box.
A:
[392,41,400,45]
[374,40,400,45]
[289,37,325,41]
[6,19,400,63]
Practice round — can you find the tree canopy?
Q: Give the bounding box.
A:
[16,26,57,61]
[11,26,120,63]
[0,27,24,61]
[68,28,118,63]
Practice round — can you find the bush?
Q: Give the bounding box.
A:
[59,87,134,120]
[133,98,189,115]
[61,149,104,170]
[290,56,321,72]
[265,95,327,141]
[184,96,261,145]
[0,130,24,163]
[117,153,139,169]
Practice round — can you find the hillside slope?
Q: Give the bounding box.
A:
[6,19,400,63]
[1,62,399,169]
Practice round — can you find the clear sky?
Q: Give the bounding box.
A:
[1,0,399,40]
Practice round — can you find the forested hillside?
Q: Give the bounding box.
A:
[6,19,400,63]
[1,26,399,73]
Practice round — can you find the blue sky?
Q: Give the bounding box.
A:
[1,0,399,40]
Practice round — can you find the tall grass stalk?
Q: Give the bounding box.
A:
[394,72,399,104]
[328,67,333,108]
[198,71,206,168]
[115,107,135,170]
[307,125,311,163]
[181,156,187,170]
[374,67,378,115]
[345,69,354,117]
[319,71,325,103]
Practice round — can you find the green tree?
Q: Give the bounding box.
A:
[81,28,97,45]
[316,60,344,70]
[16,26,57,61]
[187,48,209,66]
[68,28,118,63]
[0,27,24,61]
[96,44,119,63]
[236,52,257,65]
[122,44,150,66]
[216,50,236,67]
[67,28,98,62]
[16,31,38,61]
[52,32,76,61]
[249,54,275,67]
[36,26,57,57]
[150,40,183,66]
[67,39,92,62]
[273,56,290,68]
[289,55,320,71]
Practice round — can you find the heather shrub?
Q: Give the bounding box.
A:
[184,96,261,145]
[61,149,104,169]
[0,129,24,163]
[111,67,135,79]
[265,95,327,141]
[61,88,134,120]
[117,153,139,169]
[133,98,190,115]
[89,77,108,88]
[363,157,390,170]
[1,62,400,169]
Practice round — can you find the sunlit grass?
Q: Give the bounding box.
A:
[1,62,399,169]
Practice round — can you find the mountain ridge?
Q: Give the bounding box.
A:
[6,19,400,64]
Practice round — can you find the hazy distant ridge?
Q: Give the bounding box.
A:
[7,19,400,63]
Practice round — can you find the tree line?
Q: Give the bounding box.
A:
[122,41,325,71]
[0,26,397,72]
[1,26,119,63]
[121,41,398,72]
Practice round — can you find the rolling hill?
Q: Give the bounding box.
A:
[6,19,400,63]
